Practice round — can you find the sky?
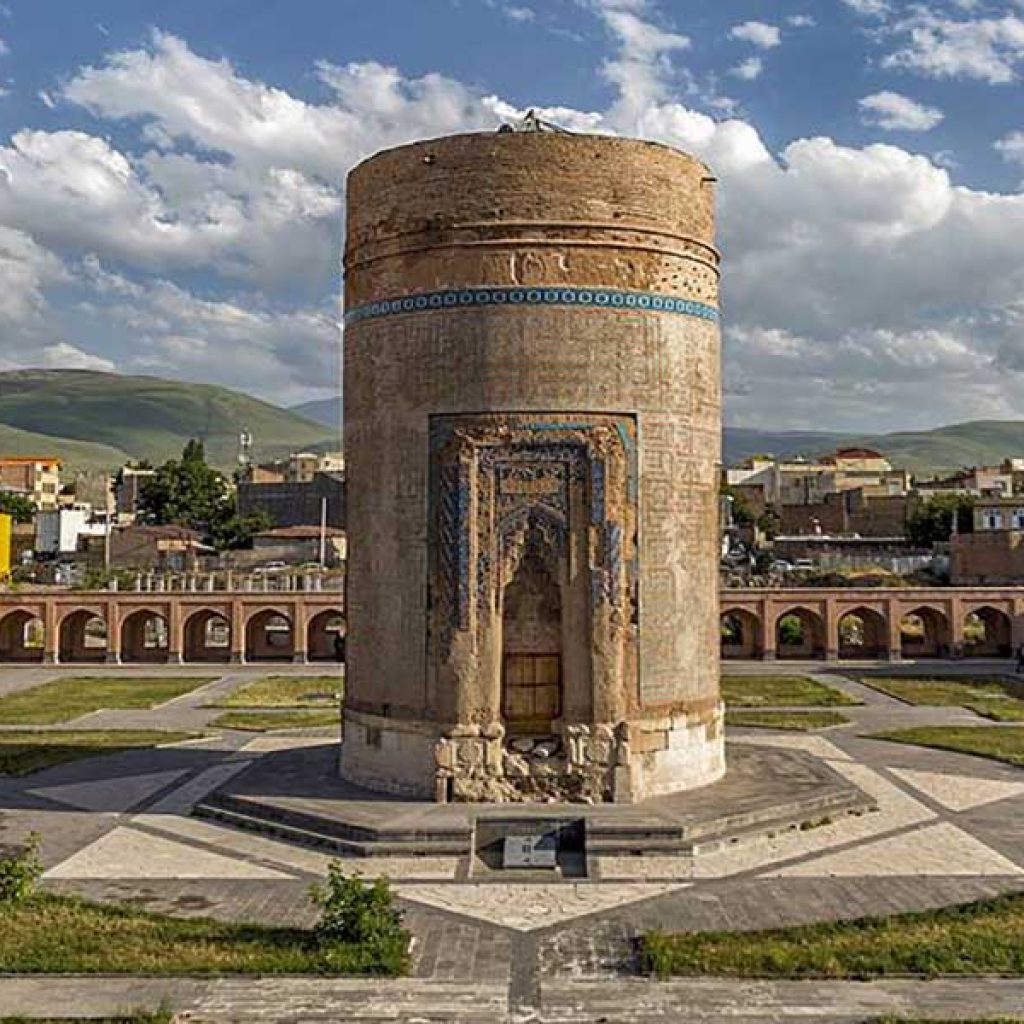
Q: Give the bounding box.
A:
[0,0,1023,432]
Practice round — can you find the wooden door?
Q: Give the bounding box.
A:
[503,653,561,734]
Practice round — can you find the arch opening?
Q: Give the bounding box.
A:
[838,607,888,660]
[245,610,294,662]
[308,610,345,663]
[184,610,231,663]
[964,606,1012,658]
[721,609,762,659]
[120,609,169,663]
[775,608,826,660]
[0,610,44,663]
[900,607,951,659]
[501,543,562,738]
[59,610,108,663]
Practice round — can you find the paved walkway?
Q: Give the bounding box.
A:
[3,662,1024,1019]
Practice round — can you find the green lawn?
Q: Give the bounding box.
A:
[870,725,1024,768]
[210,675,341,709]
[211,710,339,732]
[858,676,1024,721]
[725,710,850,732]
[721,675,861,708]
[0,676,215,726]
[641,890,1024,978]
[0,730,198,775]
[0,894,407,976]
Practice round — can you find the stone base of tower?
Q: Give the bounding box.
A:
[338,705,725,805]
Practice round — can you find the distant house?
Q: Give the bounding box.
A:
[238,471,345,530]
[0,456,61,510]
[251,525,346,567]
[85,524,211,571]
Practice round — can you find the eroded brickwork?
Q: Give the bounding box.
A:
[341,131,723,802]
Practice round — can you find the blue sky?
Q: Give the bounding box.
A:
[0,0,1023,431]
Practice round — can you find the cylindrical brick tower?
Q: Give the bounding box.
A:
[341,130,723,803]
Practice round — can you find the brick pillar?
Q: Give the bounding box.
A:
[824,598,839,662]
[885,596,902,661]
[167,600,183,664]
[230,599,245,664]
[949,595,963,659]
[762,602,777,661]
[42,602,58,665]
[292,601,308,664]
[105,600,121,664]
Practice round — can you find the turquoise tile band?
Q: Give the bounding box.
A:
[344,286,719,326]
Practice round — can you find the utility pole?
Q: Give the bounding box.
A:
[319,496,328,569]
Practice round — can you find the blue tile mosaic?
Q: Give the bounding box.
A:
[345,286,718,326]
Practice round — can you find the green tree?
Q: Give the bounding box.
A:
[137,439,257,551]
[757,505,782,540]
[721,484,755,527]
[906,494,975,547]
[0,491,36,523]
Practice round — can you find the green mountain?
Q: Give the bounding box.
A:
[290,397,340,431]
[0,370,334,473]
[723,421,1024,477]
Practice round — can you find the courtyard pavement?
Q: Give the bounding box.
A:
[2,661,1024,1020]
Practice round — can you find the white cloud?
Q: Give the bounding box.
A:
[788,15,815,29]
[729,21,781,49]
[883,11,1024,84]
[996,129,1024,164]
[731,57,764,80]
[39,342,115,372]
[859,91,945,131]
[1,7,1023,427]
[0,36,8,56]
[842,0,889,16]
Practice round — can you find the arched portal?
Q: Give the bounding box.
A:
[0,610,44,662]
[120,609,169,663]
[245,610,294,662]
[900,606,951,659]
[59,610,108,663]
[838,607,888,660]
[501,545,562,738]
[721,609,762,659]
[183,610,231,663]
[775,607,826,660]
[308,610,345,662]
[964,606,1012,657]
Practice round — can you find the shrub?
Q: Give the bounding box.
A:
[0,832,43,905]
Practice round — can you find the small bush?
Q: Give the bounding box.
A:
[0,832,43,905]
[310,864,409,972]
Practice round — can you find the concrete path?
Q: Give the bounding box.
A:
[3,974,1024,1022]
[4,661,1024,1019]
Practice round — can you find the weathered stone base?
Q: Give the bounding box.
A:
[339,705,726,804]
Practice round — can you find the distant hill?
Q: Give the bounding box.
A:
[723,421,1024,477]
[290,397,340,432]
[0,370,334,473]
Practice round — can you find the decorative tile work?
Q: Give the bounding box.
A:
[344,286,718,326]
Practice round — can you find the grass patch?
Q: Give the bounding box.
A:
[0,893,406,976]
[0,730,198,775]
[858,676,1024,721]
[640,890,1024,978]
[725,710,849,732]
[721,675,860,708]
[870,725,1024,768]
[211,709,339,732]
[210,675,341,709]
[0,676,215,726]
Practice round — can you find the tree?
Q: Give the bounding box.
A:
[906,494,975,547]
[0,491,36,524]
[720,484,755,527]
[137,440,257,551]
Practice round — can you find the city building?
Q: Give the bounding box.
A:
[950,496,1024,584]
[251,525,346,567]
[83,524,209,571]
[34,506,107,557]
[114,466,156,521]
[237,471,345,530]
[0,456,61,510]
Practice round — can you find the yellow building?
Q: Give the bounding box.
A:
[0,456,62,510]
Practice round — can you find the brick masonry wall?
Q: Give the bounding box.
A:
[342,131,723,798]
